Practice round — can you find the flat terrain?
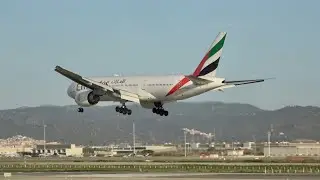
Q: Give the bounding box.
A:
[1,173,320,180]
[0,157,319,177]
[1,155,320,163]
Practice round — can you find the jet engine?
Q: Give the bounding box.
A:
[74,90,100,107]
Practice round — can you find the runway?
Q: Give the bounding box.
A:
[2,172,320,180]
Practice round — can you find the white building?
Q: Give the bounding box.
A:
[190,143,210,150]
[33,144,83,157]
[145,145,177,152]
[243,142,255,150]
[263,141,320,156]
[227,150,244,156]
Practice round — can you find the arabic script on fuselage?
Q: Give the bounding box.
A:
[99,79,126,85]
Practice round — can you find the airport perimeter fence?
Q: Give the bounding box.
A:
[2,156,320,163]
[0,163,320,173]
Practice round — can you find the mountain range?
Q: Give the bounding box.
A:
[0,102,319,145]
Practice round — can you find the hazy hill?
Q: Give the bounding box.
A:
[0,102,319,145]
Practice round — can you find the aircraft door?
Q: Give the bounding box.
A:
[142,79,148,91]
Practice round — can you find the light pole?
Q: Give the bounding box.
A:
[252,135,256,155]
[132,119,136,155]
[231,136,235,159]
[43,120,47,154]
[267,131,271,157]
[231,136,235,150]
[184,131,187,157]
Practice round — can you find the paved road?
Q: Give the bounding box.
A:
[1,172,320,180]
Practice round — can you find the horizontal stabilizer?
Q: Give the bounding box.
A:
[223,78,275,86]
[214,78,274,91]
[213,84,235,91]
[185,75,213,85]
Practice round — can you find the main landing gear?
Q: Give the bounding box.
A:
[78,107,84,113]
[152,102,169,116]
[115,103,132,115]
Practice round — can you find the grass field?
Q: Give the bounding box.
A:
[0,163,320,173]
[1,155,320,163]
[0,157,320,173]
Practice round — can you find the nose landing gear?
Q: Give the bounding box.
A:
[78,107,84,113]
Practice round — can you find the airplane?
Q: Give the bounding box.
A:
[55,32,270,116]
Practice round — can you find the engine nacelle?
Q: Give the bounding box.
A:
[75,90,100,107]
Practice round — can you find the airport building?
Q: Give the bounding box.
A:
[263,141,320,156]
[92,144,177,156]
[227,149,244,156]
[190,143,210,150]
[0,147,33,154]
[33,144,83,157]
[243,142,255,150]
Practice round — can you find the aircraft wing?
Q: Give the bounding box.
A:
[54,66,140,103]
[214,78,273,91]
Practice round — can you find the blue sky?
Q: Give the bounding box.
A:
[0,0,319,110]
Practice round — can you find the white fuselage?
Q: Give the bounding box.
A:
[67,75,225,108]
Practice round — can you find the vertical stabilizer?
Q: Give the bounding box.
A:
[193,32,226,77]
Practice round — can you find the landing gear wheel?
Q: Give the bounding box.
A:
[152,103,169,116]
[115,104,132,115]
